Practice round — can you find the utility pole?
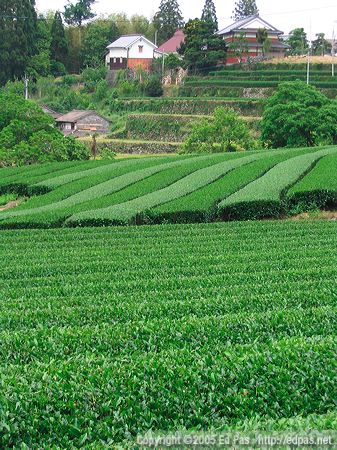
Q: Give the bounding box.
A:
[307,20,312,85]
[155,30,158,47]
[24,74,29,99]
[162,50,165,76]
[332,23,337,77]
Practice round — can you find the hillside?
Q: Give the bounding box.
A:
[0,146,336,228]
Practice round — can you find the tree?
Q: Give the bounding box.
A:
[178,19,226,74]
[81,19,119,68]
[256,28,271,56]
[27,14,52,78]
[63,0,96,27]
[201,0,218,32]
[312,33,331,56]
[153,0,184,45]
[183,107,257,153]
[286,28,309,56]
[50,12,69,74]
[228,32,248,64]
[232,0,259,20]
[0,0,38,85]
[261,81,333,148]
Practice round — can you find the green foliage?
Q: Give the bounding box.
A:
[201,0,218,32]
[164,53,183,70]
[63,0,96,26]
[261,81,337,148]
[0,219,335,445]
[287,152,337,210]
[142,76,164,97]
[50,11,69,74]
[286,28,309,56]
[183,107,257,153]
[218,147,337,220]
[81,19,120,68]
[27,14,52,78]
[0,0,38,85]
[179,19,226,74]
[312,33,331,56]
[228,32,248,64]
[81,66,108,92]
[0,92,90,166]
[232,0,259,20]
[153,0,184,45]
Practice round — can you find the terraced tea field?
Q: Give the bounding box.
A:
[0,220,336,447]
[0,146,336,228]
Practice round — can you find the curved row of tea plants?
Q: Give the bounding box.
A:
[0,147,336,228]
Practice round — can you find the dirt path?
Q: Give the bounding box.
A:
[0,199,24,212]
[289,210,337,221]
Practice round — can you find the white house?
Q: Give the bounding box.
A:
[106,35,161,72]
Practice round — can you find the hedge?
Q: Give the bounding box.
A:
[150,148,312,224]
[109,98,265,116]
[66,152,262,227]
[218,147,337,220]
[287,152,337,210]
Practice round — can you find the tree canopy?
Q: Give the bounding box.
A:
[0,0,38,85]
[63,0,96,27]
[178,19,226,74]
[201,0,218,32]
[232,0,259,20]
[153,0,185,45]
[286,28,309,55]
[261,81,337,148]
[50,12,69,74]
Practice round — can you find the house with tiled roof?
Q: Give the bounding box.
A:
[105,35,161,72]
[157,30,185,55]
[217,15,289,64]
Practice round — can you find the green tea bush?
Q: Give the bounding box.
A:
[218,147,337,220]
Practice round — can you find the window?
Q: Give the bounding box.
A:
[113,58,116,63]
[138,45,143,54]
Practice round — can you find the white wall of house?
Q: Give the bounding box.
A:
[105,38,155,65]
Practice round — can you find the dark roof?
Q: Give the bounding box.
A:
[157,29,185,53]
[56,110,105,123]
[217,15,283,36]
[41,105,62,119]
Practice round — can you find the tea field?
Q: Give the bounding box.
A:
[0,146,336,228]
[0,220,336,447]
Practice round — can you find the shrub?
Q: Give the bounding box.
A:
[142,76,163,97]
[81,66,108,93]
[182,107,258,153]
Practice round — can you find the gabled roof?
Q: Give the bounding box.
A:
[217,15,283,36]
[157,29,185,53]
[56,110,105,123]
[107,34,157,50]
[41,105,62,119]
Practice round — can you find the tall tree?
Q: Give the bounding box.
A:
[178,19,226,74]
[50,12,69,70]
[81,19,119,68]
[27,14,52,78]
[63,0,96,27]
[232,0,259,20]
[312,33,331,56]
[201,0,218,32]
[153,0,184,45]
[0,0,38,85]
[286,28,309,55]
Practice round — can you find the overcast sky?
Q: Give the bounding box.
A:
[36,0,337,38]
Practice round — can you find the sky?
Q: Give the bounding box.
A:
[35,0,337,39]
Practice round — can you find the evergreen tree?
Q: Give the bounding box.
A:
[179,19,226,74]
[232,0,259,20]
[153,0,184,44]
[50,12,69,70]
[0,0,38,85]
[64,0,96,27]
[201,0,218,31]
[286,28,309,55]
